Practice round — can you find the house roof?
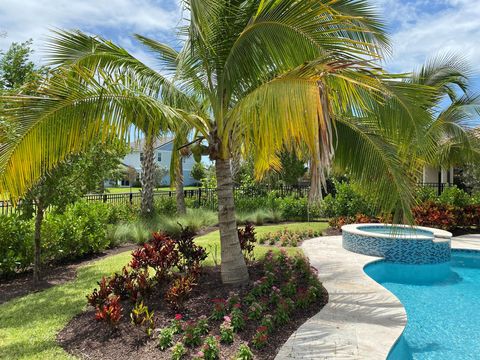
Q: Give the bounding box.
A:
[129,136,173,151]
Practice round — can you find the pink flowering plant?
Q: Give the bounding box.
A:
[247,301,263,320]
[219,316,234,344]
[260,314,275,332]
[173,313,184,334]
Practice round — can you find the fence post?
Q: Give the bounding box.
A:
[198,188,202,207]
[103,194,107,203]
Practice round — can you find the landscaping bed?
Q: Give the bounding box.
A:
[58,264,327,359]
[57,231,327,360]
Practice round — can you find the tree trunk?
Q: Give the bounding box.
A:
[141,135,155,217]
[215,158,249,285]
[33,203,44,285]
[176,159,186,214]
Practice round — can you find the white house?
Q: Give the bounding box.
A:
[108,137,198,187]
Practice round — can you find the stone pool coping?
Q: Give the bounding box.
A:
[342,223,452,240]
[275,235,480,360]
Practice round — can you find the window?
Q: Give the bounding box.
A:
[140,152,144,162]
[157,152,162,162]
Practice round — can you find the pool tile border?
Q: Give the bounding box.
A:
[275,235,480,360]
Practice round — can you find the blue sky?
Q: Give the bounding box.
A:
[1,0,479,121]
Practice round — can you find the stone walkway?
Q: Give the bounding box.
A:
[275,235,480,360]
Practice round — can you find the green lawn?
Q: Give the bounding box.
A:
[0,222,327,359]
[104,186,200,194]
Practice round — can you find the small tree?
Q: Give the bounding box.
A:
[0,39,45,91]
[279,151,307,186]
[191,162,206,185]
[154,164,169,188]
[19,142,128,284]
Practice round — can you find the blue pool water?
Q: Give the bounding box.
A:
[365,250,480,360]
[358,225,433,237]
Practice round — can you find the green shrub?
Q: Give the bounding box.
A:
[414,186,438,203]
[0,214,34,277]
[154,196,177,215]
[278,196,320,221]
[320,181,371,218]
[41,201,111,262]
[438,186,471,207]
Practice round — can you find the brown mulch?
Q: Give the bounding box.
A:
[57,265,328,360]
[0,243,138,305]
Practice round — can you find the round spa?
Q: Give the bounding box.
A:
[341,223,452,264]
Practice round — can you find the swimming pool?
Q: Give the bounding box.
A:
[365,250,480,359]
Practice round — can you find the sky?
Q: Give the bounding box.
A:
[0,0,479,117]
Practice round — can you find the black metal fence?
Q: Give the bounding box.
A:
[0,185,310,215]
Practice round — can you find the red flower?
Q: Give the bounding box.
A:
[233,303,241,309]
[175,313,183,321]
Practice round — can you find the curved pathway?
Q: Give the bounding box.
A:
[276,234,480,360]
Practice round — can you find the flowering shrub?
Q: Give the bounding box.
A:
[171,341,187,360]
[210,298,227,320]
[130,301,155,336]
[219,316,234,344]
[173,313,183,334]
[95,295,122,325]
[247,302,263,320]
[258,228,322,247]
[183,320,203,347]
[251,326,269,349]
[234,343,254,360]
[260,314,275,332]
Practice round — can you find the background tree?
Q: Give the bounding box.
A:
[0,39,44,91]
[154,163,169,188]
[279,150,307,186]
[191,162,206,185]
[20,141,128,284]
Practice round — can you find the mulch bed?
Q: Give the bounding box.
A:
[57,265,328,360]
[0,243,137,304]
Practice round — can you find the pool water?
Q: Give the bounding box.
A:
[358,225,433,237]
[365,250,480,360]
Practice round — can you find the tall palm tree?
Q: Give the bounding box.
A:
[0,0,435,285]
[412,54,480,169]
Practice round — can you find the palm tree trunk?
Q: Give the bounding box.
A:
[141,135,155,217]
[176,159,186,214]
[33,202,44,285]
[215,158,249,285]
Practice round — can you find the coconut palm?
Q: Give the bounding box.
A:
[412,54,480,168]
[0,0,435,285]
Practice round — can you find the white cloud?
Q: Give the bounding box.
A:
[0,0,181,63]
[379,0,480,73]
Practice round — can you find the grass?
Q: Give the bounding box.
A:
[0,221,327,359]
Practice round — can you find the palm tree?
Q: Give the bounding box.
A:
[412,54,480,169]
[0,0,435,285]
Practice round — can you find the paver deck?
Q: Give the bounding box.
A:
[275,234,480,360]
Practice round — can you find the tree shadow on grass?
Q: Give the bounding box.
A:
[0,251,131,359]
